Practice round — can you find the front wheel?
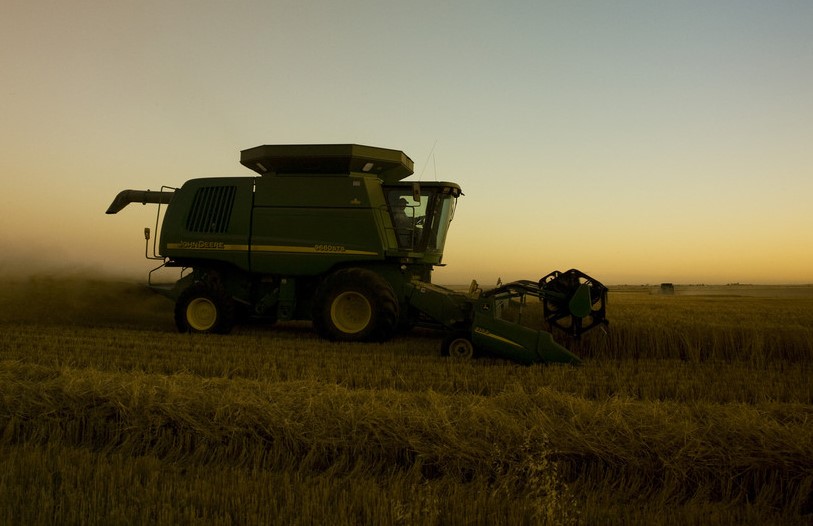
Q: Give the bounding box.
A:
[174,283,235,334]
[313,268,399,342]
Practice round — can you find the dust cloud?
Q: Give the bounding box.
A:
[0,258,173,329]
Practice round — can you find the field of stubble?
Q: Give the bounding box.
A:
[1,275,811,525]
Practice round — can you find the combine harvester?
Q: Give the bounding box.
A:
[107,144,607,364]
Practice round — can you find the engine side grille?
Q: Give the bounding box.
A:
[186,186,236,233]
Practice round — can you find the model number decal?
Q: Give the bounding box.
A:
[314,244,346,253]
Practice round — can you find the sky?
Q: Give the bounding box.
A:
[2,0,812,285]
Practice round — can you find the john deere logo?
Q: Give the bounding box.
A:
[179,240,225,249]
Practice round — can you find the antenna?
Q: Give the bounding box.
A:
[417,140,438,181]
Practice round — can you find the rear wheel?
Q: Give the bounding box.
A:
[313,268,399,342]
[175,282,235,334]
[441,331,476,360]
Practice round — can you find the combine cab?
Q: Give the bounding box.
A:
[107,144,607,364]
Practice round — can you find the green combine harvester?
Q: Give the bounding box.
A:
[107,144,607,364]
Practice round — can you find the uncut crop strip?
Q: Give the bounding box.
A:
[578,323,813,363]
[515,295,813,363]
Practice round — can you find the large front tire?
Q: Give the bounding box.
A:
[313,268,399,342]
[174,282,235,334]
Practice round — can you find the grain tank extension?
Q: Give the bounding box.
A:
[107,144,608,364]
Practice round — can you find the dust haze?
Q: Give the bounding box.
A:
[0,257,173,329]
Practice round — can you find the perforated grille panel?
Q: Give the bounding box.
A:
[186,186,236,233]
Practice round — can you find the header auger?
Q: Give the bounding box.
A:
[107,144,607,364]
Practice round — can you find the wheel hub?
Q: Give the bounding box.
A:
[186,297,217,331]
[448,338,474,359]
[330,291,372,334]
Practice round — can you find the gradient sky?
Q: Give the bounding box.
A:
[2,1,811,284]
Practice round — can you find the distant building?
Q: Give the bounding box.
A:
[660,283,675,295]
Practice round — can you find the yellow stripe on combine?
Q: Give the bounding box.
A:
[166,242,377,256]
[253,245,378,256]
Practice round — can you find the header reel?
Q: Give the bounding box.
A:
[539,269,608,337]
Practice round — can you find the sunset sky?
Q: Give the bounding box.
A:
[2,1,811,285]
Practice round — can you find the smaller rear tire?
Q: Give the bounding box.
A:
[441,332,476,360]
[175,283,235,334]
